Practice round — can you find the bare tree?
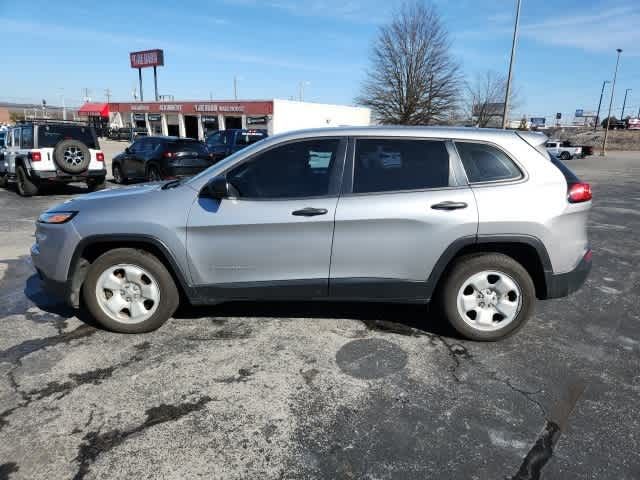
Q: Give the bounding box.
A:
[356,1,461,125]
[466,70,520,128]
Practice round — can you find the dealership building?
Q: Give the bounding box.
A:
[78,99,371,139]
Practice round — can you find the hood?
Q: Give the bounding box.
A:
[51,182,164,210]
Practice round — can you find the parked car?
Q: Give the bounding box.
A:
[111,136,215,184]
[545,140,582,160]
[205,129,268,161]
[0,120,106,196]
[32,127,592,340]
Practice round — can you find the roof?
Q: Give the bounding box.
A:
[266,125,547,144]
[78,103,109,117]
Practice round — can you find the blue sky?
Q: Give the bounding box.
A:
[1,0,639,121]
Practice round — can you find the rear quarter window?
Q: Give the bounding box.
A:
[455,142,522,183]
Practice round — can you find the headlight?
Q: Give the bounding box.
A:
[38,211,78,224]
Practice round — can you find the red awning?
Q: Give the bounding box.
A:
[78,103,109,118]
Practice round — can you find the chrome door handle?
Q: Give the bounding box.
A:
[431,201,468,211]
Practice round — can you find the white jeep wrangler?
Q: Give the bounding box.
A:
[0,121,106,196]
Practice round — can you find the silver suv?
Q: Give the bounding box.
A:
[31,127,592,340]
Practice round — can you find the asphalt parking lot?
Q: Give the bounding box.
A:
[0,150,639,479]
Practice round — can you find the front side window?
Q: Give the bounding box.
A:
[226,138,340,199]
[353,139,451,193]
[455,142,522,183]
[206,132,223,146]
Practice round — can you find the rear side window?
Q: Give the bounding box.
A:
[21,127,34,149]
[353,139,451,193]
[455,142,522,183]
[37,125,98,149]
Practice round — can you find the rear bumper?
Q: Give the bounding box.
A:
[545,249,592,299]
[31,169,106,182]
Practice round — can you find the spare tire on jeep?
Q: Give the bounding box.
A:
[53,139,91,174]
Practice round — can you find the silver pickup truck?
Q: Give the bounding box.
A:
[545,140,582,160]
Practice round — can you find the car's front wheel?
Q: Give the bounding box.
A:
[82,248,179,333]
[439,253,535,341]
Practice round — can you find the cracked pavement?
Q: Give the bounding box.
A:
[0,151,639,479]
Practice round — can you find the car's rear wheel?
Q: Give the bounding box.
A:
[146,165,162,182]
[439,253,535,341]
[16,165,39,197]
[560,151,571,160]
[112,164,127,184]
[83,248,179,333]
[0,174,7,189]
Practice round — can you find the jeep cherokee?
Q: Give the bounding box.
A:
[31,127,592,340]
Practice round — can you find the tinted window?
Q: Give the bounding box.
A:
[22,127,34,149]
[235,130,267,146]
[168,140,208,154]
[206,132,223,146]
[12,129,21,148]
[550,155,580,185]
[37,125,98,149]
[353,139,451,193]
[227,139,340,198]
[455,142,522,183]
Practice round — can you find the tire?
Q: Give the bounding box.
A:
[438,253,535,341]
[560,151,571,161]
[16,165,39,197]
[82,248,179,333]
[0,174,7,189]
[146,165,162,182]
[53,139,91,174]
[112,163,127,184]
[87,177,106,192]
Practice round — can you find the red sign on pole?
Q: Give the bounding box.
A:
[130,49,164,69]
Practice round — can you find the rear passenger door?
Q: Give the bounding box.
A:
[329,137,478,301]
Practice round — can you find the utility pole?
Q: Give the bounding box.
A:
[299,81,310,102]
[601,49,623,157]
[621,88,631,120]
[59,89,67,121]
[233,76,238,100]
[594,80,610,131]
[82,88,91,103]
[104,88,112,103]
[502,0,522,129]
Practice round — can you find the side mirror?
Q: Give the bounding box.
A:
[203,175,238,200]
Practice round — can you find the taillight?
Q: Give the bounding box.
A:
[163,151,175,158]
[96,152,105,162]
[568,182,592,203]
[29,151,42,162]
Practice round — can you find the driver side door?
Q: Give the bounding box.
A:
[186,137,347,299]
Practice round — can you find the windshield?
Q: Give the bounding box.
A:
[236,131,267,146]
[37,124,99,149]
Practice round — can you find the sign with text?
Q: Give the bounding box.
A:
[530,117,546,127]
[130,49,164,69]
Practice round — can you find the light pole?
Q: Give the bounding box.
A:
[594,80,610,131]
[299,81,310,102]
[502,0,522,129]
[601,48,622,157]
[233,76,241,100]
[621,88,631,120]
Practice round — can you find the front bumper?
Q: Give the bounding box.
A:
[545,249,592,299]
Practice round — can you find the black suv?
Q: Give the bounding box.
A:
[0,120,106,196]
[205,129,268,161]
[111,136,214,184]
